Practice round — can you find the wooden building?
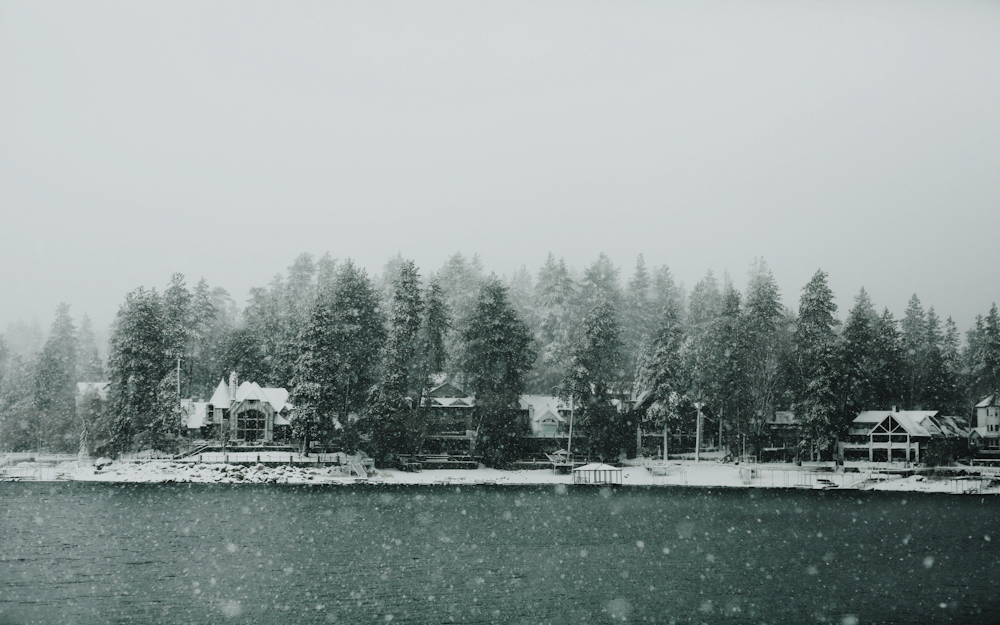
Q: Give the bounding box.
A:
[841,408,969,464]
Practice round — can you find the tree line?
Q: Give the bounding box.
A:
[2,252,999,463]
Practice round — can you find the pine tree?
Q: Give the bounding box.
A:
[34,303,79,452]
[529,254,578,393]
[740,259,788,451]
[0,353,39,451]
[290,260,385,453]
[565,298,627,460]
[872,309,905,409]
[76,313,105,382]
[622,255,658,395]
[841,288,879,415]
[790,270,841,454]
[107,288,170,455]
[900,294,927,408]
[368,260,423,462]
[460,277,535,466]
[640,296,685,436]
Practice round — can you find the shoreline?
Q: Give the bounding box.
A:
[2,457,998,494]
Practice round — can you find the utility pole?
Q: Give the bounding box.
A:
[176,356,182,440]
[567,395,574,458]
[695,402,703,462]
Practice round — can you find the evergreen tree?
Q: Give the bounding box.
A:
[623,255,659,394]
[529,254,578,393]
[460,277,535,466]
[579,253,621,312]
[941,316,964,414]
[640,295,686,441]
[162,273,192,364]
[0,353,38,451]
[790,270,841,454]
[107,288,170,454]
[900,294,927,408]
[740,259,786,451]
[413,278,450,393]
[34,303,79,452]
[841,288,879,416]
[435,253,485,379]
[290,260,385,453]
[565,298,627,460]
[872,309,905,409]
[76,313,105,382]
[368,260,423,462]
[921,308,953,412]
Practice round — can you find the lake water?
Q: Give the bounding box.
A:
[1,483,997,625]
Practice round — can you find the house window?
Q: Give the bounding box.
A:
[236,409,266,442]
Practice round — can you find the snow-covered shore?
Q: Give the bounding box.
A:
[3,457,997,494]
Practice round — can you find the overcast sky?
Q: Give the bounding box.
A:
[2,0,999,338]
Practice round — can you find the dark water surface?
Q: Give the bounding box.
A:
[1,483,998,625]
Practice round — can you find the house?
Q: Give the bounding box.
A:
[761,411,803,461]
[190,373,294,444]
[841,407,970,464]
[519,395,570,437]
[419,383,573,454]
[75,382,109,405]
[970,395,1000,456]
[421,381,477,454]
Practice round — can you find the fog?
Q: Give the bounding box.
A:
[2,1,999,333]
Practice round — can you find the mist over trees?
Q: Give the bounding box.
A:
[2,251,1000,462]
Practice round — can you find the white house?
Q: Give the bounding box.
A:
[189,373,294,444]
[971,395,1000,455]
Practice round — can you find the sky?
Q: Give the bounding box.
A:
[2,0,999,339]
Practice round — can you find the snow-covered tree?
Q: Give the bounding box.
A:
[460,277,535,466]
[290,260,385,453]
[34,303,79,452]
[107,287,170,455]
[790,270,841,454]
[76,313,104,382]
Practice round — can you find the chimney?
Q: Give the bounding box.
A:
[229,371,238,401]
[892,405,898,413]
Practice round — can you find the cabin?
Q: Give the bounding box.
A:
[190,373,294,444]
[970,395,1000,457]
[761,411,803,461]
[421,381,477,454]
[519,395,570,437]
[841,408,970,464]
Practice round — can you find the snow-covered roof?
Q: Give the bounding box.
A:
[976,395,998,408]
[853,410,941,437]
[76,382,109,400]
[233,381,293,414]
[574,463,620,472]
[919,415,970,439]
[186,402,208,429]
[208,379,231,408]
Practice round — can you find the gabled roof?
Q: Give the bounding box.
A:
[233,381,293,414]
[976,395,999,408]
[426,381,470,399]
[853,410,947,437]
[208,380,231,408]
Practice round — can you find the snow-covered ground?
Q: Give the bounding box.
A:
[2,456,997,494]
